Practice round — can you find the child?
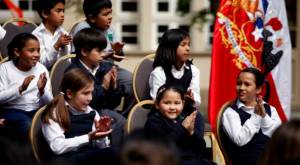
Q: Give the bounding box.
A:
[144,84,214,165]
[258,119,300,165]
[42,68,116,165]
[33,0,72,69]
[0,33,52,141]
[66,28,126,147]
[70,0,135,115]
[221,67,281,165]
[149,28,201,115]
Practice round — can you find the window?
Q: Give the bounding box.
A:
[122,24,138,44]
[19,0,38,10]
[157,25,168,42]
[121,0,138,12]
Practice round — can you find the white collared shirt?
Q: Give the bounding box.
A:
[32,23,71,69]
[79,59,99,76]
[149,63,201,106]
[222,99,281,146]
[42,102,110,155]
[0,25,6,40]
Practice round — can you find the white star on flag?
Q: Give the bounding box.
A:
[251,26,264,42]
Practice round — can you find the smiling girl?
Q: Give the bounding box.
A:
[221,67,281,165]
[0,33,52,142]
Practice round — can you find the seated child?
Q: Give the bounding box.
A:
[221,67,281,165]
[144,84,215,165]
[0,33,52,141]
[66,28,125,147]
[42,68,116,165]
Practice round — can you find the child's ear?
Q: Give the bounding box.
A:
[87,15,96,23]
[154,101,160,110]
[66,89,73,100]
[256,86,262,95]
[13,48,20,57]
[81,48,88,57]
[41,10,49,19]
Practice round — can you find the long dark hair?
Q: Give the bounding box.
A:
[153,29,190,72]
[42,68,94,131]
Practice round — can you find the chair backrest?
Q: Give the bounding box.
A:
[0,56,8,64]
[204,131,226,165]
[132,54,155,102]
[0,18,37,58]
[216,100,235,165]
[50,54,76,96]
[125,100,154,134]
[29,106,54,163]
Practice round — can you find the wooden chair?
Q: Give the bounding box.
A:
[29,106,54,163]
[215,100,235,165]
[0,56,8,64]
[132,54,155,102]
[125,100,154,134]
[0,18,37,58]
[50,54,76,96]
[204,131,226,165]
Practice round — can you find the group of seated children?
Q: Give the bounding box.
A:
[0,0,286,164]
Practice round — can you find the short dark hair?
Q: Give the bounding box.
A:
[83,0,112,17]
[73,28,107,58]
[240,67,265,87]
[36,0,65,20]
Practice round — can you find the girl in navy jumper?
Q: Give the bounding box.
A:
[41,68,116,165]
[221,67,281,165]
[145,84,215,165]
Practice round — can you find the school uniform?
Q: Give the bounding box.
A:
[221,99,281,165]
[66,59,126,147]
[32,23,71,69]
[70,20,135,116]
[144,111,213,165]
[42,102,115,165]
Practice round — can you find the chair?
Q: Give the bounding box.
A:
[132,54,155,102]
[215,100,235,165]
[204,131,226,165]
[50,54,76,96]
[0,56,8,64]
[125,100,154,134]
[0,18,37,58]
[29,106,54,163]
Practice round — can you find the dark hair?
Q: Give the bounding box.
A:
[153,28,190,72]
[120,129,179,165]
[36,0,65,20]
[258,119,300,165]
[83,0,112,18]
[7,33,39,61]
[155,84,185,105]
[42,68,94,131]
[239,67,271,101]
[73,28,107,58]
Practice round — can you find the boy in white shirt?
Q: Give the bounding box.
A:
[32,0,72,69]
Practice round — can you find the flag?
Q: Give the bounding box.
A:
[3,0,24,25]
[208,0,291,132]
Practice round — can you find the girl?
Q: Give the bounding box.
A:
[221,67,281,165]
[0,33,52,141]
[144,84,214,165]
[41,68,115,165]
[149,28,201,110]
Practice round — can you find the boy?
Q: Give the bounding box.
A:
[66,28,125,147]
[33,0,72,69]
[70,0,135,116]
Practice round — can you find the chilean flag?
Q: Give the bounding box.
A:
[208,0,291,132]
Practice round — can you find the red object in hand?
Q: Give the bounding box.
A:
[98,117,112,132]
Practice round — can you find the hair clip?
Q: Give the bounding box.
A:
[60,92,65,95]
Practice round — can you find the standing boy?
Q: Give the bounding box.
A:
[33,0,72,69]
[70,0,135,116]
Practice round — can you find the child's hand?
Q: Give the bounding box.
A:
[37,72,47,96]
[0,118,5,127]
[88,128,112,140]
[184,89,195,103]
[102,71,112,90]
[111,42,124,54]
[109,66,118,90]
[19,75,35,94]
[54,34,72,50]
[254,95,266,117]
[95,116,113,132]
[182,111,197,135]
